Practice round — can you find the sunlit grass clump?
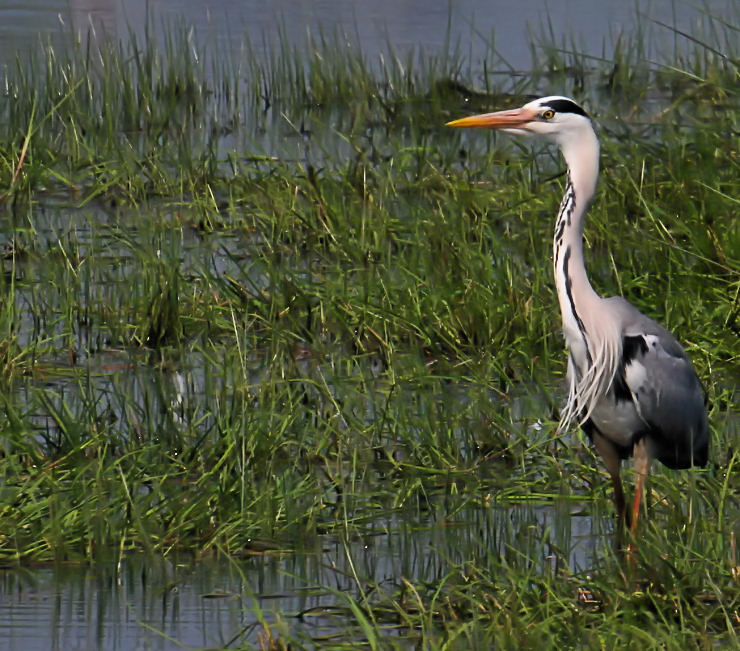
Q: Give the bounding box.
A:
[0,11,737,648]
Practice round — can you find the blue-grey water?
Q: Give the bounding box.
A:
[0,502,608,650]
[0,0,735,73]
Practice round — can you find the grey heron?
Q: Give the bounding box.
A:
[447,96,709,531]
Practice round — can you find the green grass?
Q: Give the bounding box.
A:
[0,11,737,648]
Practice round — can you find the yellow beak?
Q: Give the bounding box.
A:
[446,107,537,129]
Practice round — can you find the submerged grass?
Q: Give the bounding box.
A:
[0,9,738,648]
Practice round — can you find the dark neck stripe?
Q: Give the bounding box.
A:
[562,245,592,366]
[553,174,575,266]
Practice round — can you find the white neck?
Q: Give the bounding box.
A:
[552,124,623,430]
[552,125,601,367]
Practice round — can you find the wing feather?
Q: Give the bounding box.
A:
[618,331,708,468]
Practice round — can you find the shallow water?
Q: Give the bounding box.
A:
[0,500,612,649]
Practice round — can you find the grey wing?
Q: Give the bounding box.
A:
[617,328,708,469]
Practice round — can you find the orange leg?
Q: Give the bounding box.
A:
[631,480,642,533]
[630,438,653,534]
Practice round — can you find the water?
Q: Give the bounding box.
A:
[0,0,735,73]
[0,501,611,649]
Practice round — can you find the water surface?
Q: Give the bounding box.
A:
[0,500,611,649]
[0,0,735,72]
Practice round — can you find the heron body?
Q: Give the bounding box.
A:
[447,96,708,529]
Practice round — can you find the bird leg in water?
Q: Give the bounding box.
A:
[630,438,653,533]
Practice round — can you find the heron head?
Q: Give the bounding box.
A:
[447,95,593,148]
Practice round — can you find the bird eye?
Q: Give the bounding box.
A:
[542,109,555,120]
